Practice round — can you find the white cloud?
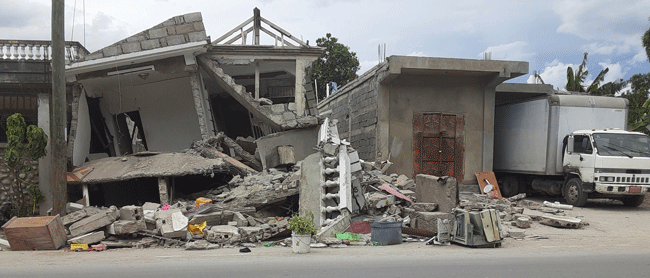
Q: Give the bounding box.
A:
[597,62,626,84]
[407,51,428,57]
[527,60,572,89]
[480,41,534,61]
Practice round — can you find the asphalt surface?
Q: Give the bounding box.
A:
[2,246,649,278]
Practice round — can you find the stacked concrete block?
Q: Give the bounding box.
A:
[238,227,263,242]
[78,12,209,62]
[205,225,241,244]
[67,231,106,245]
[68,206,119,237]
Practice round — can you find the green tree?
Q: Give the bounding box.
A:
[565,52,610,93]
[3,113,48,216]
[311,33,360,99]
[621,73,650,134]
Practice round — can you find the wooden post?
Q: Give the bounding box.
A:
[51,0,67,217]
[82,184,90,206]
[253,8,260,45]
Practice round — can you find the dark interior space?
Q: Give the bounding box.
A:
[69,178,161,207]
[114,110,148,155]
[173,173,232,199]
[87,96,115,156]
[210,92,254,139]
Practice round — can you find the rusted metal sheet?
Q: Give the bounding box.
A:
[413,113,464,183]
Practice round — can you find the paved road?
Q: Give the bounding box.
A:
[2,246,649,278]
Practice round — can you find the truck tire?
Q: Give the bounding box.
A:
[500,176,520,197]
[564,178,588,207]
[622,195,645,207]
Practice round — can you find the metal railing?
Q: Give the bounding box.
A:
[0,40,89,63]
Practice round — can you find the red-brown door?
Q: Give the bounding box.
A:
[413,113,464,183]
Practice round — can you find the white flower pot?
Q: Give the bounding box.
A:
[292,232,311,253]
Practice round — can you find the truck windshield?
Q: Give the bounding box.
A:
[593,133,650,158]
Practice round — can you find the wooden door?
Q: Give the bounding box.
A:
[413,113,464,183]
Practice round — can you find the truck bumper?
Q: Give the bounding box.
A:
[594,183,650,195]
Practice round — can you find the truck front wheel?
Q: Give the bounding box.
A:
[564,178,588,207]
[622,195,645,207]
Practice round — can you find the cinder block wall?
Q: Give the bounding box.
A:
[318,67,382,161]
[0,148,40,205]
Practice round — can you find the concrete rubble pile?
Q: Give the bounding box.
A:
[458,192,587,240]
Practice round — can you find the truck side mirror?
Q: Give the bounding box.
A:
[567,135,574,154]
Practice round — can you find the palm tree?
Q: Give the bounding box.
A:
[565,52,609,93]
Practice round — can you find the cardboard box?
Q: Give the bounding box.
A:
[1,215,67,250]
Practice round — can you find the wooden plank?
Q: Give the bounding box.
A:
[475,172,502,199]
[213,16,254,44]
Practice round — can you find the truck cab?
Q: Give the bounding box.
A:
[563,129,650,206]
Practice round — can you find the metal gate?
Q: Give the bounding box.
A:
[413,113,464,183]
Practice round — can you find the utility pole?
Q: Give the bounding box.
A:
[51,0,67,216]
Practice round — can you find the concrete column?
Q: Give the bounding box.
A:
[37,93,52,215]
[482,86,496,172]
[188,70,209,139]
[294,58,309,117]
[254,60,260,99]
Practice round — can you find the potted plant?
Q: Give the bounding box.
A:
[287,212,317,253]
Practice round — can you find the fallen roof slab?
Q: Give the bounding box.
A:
[67,152,252,184]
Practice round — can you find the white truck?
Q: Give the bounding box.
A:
[493,94,650,206]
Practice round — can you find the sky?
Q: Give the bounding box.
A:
[2,0,649,91]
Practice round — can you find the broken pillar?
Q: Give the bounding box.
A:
[415,174,458,213]
[315,211,351,241]
[516,216,532,229]
[539,215,582,229]
[299,153,322,227]
[68,206,119,237]
[67,231,105,245]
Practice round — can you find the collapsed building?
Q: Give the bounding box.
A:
[58,9,323,208]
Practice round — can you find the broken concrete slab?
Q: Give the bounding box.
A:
[185,239,220,250]
[61,210,87,226]
[0,238,11,250]
[316,212,351,241]
[67,231,106,245]
[69,206,119,237]
[507,228,526,238]
[411,203,438,212]
[189,207,255,226]
[516,216,532,229]
[415,174,458,213]
[540,215,582,229]
[413,212,454,233]
[107,220,147,235]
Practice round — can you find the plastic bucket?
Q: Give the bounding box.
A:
[292,232,311,253]
[369,221,403,246]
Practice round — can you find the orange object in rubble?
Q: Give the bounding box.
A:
[195,197,212,207]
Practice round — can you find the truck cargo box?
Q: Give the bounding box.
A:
[494,94,628,176]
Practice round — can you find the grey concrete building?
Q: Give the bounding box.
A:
[318,56,528,185]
